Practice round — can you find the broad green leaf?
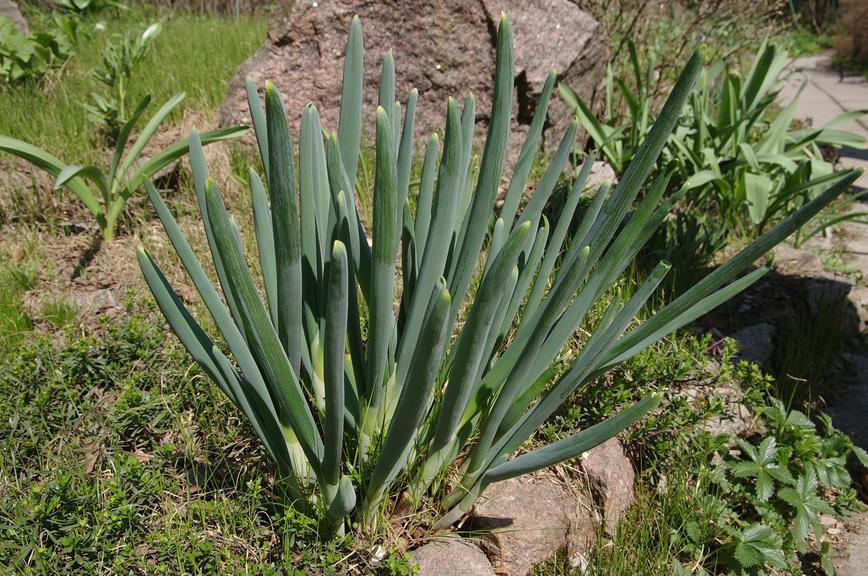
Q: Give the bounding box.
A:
[55,164,109,204]
[502,70,556,226]
[743,171,771,225]
[778,469,836,544]
[0,135,103,229]
[337,16,363,184]
[250,169,277,327]
[136,247,293,477]
[730,437,793,501]
[396,88,418,214]
[109,95,151,186]
[446,13,513,326]
[394,99,462,392]
[365,279,450,513]
[413,133,439,260]
[117,92,185,188]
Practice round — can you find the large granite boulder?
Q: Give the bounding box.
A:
[220,0,608,157]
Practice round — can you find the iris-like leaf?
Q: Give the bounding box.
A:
[266,81,303,375]
[364,106,398,418]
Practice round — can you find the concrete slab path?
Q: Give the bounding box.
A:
[777,52,868,192]
[776,52,868,576]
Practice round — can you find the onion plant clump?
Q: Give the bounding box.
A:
[137,14,863,532]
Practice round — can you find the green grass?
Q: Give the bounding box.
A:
[0,298,300,573]
[0,7,266,165]
[782,28,835,57]
[0,263,36,355]
[0,297,421,574]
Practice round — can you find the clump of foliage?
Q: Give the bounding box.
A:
[53,0,127,17]
[580,0,785,100]
[561,38,868,238]
[140,12,862,538]
[0,14,74,83]
[546,334,866,575]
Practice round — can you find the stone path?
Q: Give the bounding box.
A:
[777,52,868,192]
[777,52,868,575]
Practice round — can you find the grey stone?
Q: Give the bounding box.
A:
[678,369,753,439]
[845,285,868,333]
[579,437,634,536]
[729,322,776,368]
[832,512,868,576]
[220,0,608,157]
[583,160,616,192]
[471,472,594,576]
[0,0,28,36]
[410,538,495,576]
[804,272,867,334]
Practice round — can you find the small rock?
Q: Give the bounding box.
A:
[772,245,824,276]
[846,286,868,333]
[582,161,616,192]
[471,473,594,576]
[821,514,839,527]
[729,322,776,368]
[411,538,496,576]
[579,437,634,536]
[678,375,754,439]
[804,273,866,334]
